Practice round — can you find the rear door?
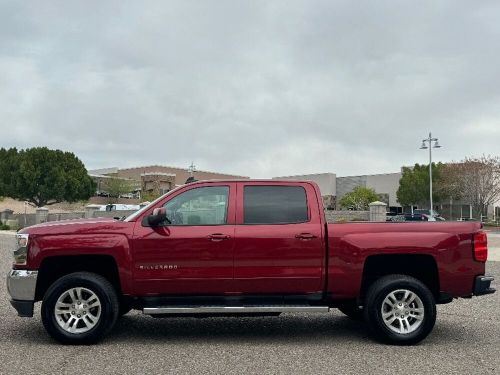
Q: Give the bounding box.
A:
[233,182,325,295]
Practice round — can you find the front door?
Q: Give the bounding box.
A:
[131,183,236,296]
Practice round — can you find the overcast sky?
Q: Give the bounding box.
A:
[1,1,499,178]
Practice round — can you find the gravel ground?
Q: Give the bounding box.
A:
[0,232,499,375]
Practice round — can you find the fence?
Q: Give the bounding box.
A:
[325,210,370,223]
[1,203,387,229]
[1,208,140,229]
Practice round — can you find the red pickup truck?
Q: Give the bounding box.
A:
[7,180,495,345]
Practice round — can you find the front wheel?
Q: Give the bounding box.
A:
[41,272,119,345]
[364,275,436,345]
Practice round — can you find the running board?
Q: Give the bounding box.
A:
[143,306,330,315]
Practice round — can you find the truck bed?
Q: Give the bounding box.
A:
[326,221,484,299]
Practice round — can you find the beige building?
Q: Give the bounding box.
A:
[89,165,248,200]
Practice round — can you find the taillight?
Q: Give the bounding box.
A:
[473,231,488,262]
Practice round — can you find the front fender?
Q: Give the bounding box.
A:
[27,234,133,294]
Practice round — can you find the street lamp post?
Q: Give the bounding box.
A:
[420,132,441,215]
[420,132,442,213]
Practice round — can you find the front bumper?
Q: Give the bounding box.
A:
[473,275,496,296]
[6,270,38,317]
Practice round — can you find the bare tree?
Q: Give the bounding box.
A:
[442,156,500,217]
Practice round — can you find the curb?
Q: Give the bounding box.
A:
[0,231,17,238]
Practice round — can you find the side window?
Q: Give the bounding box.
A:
[244,185,308,224]
[164,186,229,225]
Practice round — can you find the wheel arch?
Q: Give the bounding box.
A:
[360,254,440,302]
[35,255,122,301]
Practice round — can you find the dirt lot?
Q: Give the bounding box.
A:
[0,198,87,214]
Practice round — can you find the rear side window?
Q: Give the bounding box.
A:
[243,185,308,224]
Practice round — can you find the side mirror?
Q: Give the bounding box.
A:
[144,207,168,227]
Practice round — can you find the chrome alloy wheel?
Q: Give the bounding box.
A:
[381,289,424,334]
[54,287,101,334]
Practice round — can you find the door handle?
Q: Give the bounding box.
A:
[208,233,231,241]
[295,233,317,240]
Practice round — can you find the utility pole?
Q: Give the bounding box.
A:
[188,162,196,177]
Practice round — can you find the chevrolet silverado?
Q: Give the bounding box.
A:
[6,180,495,345]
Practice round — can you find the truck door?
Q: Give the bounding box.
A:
[131,183,236,295]
[233,182,325,295]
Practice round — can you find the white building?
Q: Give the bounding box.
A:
[274,172,402,212]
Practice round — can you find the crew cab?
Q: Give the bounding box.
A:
[6,180,495,345]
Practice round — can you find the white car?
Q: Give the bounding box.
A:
[98,204,140,212]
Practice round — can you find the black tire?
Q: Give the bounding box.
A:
[337,301,364,320]
[364,274,436,345]
[41,272,119,345]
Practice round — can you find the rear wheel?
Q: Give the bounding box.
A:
[41,272,119,344]
[364,274,436,345]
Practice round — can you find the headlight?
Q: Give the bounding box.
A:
[14,233,29,265]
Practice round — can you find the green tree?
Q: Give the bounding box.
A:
[340,186,379,210]
[0,147,19,200]
[0,147,96,207]
[103,177,134,204]
[141,191,161,203]
[397,163,446,208]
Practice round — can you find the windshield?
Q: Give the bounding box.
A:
[124,185,185,222]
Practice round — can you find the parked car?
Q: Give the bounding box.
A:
[98,204,140,212]
[413,209,445,221]
[7,180,495,345]
[388,210,445,222]
[404,213,443,221]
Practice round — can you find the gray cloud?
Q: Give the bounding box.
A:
[1,0,499,178]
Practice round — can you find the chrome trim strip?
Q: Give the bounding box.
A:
[6,270,38,301]
[143,306,329,315]
[480,276,494,282]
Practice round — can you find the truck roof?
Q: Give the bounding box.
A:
[187,179,314,184]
